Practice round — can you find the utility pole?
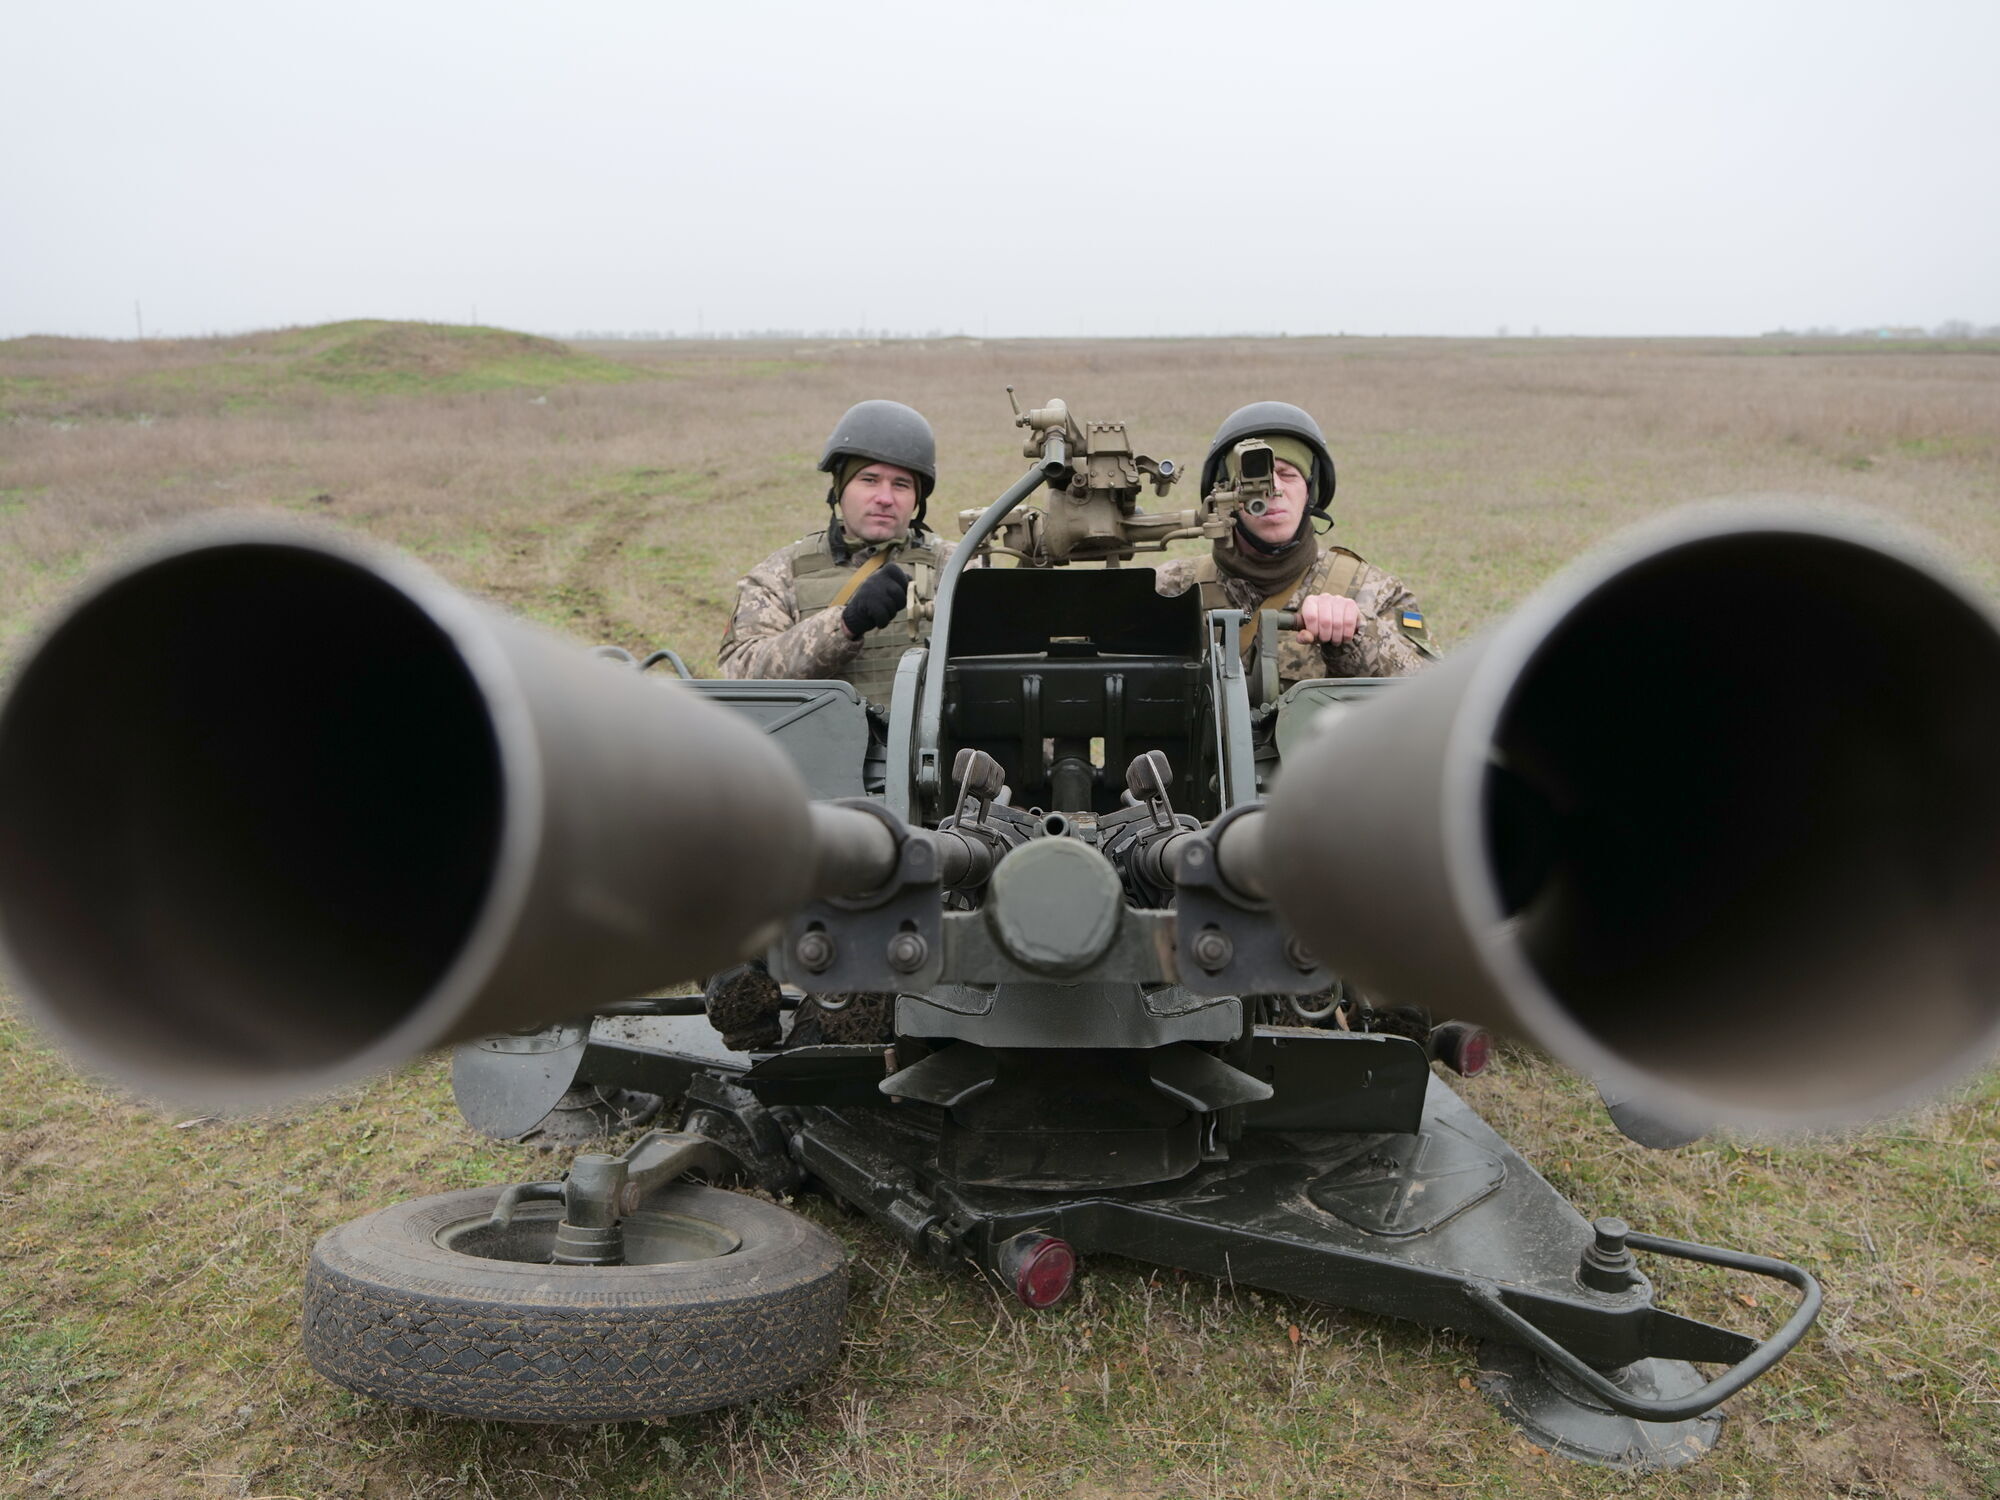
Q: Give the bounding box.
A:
[135,301,144,341]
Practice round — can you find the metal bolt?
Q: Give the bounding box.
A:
[1580,1216,1639,1293]
[794,928,835,974]
[1285,936,1317,972]
[886,931,929,974]
[1192,926,1234,972]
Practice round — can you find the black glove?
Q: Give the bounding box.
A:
[704,959,784,1052]
[841,563,910,638]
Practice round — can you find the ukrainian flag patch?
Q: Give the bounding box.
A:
[1400,608,1425,632]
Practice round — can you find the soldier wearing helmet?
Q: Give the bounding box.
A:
[1154,401,1438,688]
[709,400,952,1053]
[717,399,958,702]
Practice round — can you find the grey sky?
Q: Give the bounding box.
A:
[4,0,1994,340]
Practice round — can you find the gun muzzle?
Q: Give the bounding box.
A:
[0,522,862,1111]
[1261,507,2000,1131]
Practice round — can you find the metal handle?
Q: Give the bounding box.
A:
[915,464,1053,807]
[487,1179,565,1228]
[1466,1232,1823,1421]
[638,648,693,678]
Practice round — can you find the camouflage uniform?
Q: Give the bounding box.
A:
[711,524,953,1053]
[717,527,955,701]
[1154,541,1437,690]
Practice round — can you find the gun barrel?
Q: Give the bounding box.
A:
[0,522,835,1110]
[1260,507,2000,1131]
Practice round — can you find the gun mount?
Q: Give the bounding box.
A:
[956,393,1305,572]
[6,435,2000,1462]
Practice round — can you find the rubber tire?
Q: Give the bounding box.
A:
[303,1183,847,1422]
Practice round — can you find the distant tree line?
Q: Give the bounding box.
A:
[1761,320,2000,339]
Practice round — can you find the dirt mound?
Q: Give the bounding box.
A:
[0,322,637,414]
[263,320,634,392]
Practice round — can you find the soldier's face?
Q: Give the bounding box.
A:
[1242,457,1311,545]
[839,463,921,542]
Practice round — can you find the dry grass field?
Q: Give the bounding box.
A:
[2,323,1998,1499]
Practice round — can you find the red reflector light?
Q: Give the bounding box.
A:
[1017,1239,1075,1308]
[1457,1030,1491,1077]
[1431,1021,1491,1078]
[999,1232,1076,1308]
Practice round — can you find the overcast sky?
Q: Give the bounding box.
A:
[4,1,1994,340]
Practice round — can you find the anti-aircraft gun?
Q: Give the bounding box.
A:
[5,404,2000,1471]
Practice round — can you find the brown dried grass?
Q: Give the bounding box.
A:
[6,332,1996,669]
[3,327,1999,1498]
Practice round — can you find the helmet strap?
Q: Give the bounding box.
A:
[825,486,850,563]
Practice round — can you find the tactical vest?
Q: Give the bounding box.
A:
[789,530,946,704]
[1193,545,1367,661]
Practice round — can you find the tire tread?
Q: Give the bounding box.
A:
[301,1184,846,1422]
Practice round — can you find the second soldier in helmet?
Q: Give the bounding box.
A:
[1155,401,1437,688]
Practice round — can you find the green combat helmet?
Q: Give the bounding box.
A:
[1199,400,1337,526]
[818,399,938,532]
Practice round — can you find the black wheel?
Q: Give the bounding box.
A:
[303,1183,847,1422]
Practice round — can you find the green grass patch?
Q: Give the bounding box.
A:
[0,375,56,410]
[1895,433,1999,462]
[0,1313,116,1464]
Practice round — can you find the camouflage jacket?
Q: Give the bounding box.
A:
[1154,542,1437,687]
[717,527,956,697]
